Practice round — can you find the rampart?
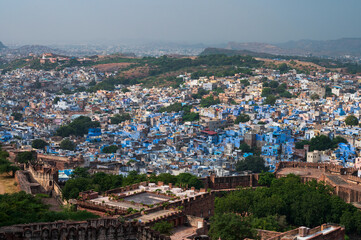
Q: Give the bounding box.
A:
[274,161,357,175]
[274,161,361,204]
[37,154,83,170]
[201,174,259,190]
[14,171,43,194]
[0,218,170,240]
[27,165,58,192]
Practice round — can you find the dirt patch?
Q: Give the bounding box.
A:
[0,174,19,194]
[93,62,134,72]
[119,65,150,79]
[256,58,343,73]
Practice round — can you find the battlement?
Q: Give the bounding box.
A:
[275,161,357,175]
[0,218,170,240]
[201,174,259,190]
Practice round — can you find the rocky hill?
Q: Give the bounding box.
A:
[226,38,361,57]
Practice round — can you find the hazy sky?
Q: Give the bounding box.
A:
[1,0,361,45]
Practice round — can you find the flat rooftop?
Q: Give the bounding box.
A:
[138,209,176,223]
[124,192,171,205]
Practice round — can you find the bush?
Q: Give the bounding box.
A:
[32,139,48,149]
[152,221,174,235]
[60,139,76,151]
[102,145,118,153]
[235,114,250,124]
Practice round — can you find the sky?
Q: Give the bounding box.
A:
[1,0,361,45]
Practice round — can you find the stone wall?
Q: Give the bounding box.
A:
[0,218,170,240]
[27,165,58,192]
[274,162,357,175]
[14,171,44,195]
[201,174,259,190]
[167,192,215,219]
[274,162,361,204]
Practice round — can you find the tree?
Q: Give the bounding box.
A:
[278,63,290,74]
[71,167,90,178]
[261,87,273,97]
[176,173,203,189]
[200,95,220,107]
[264,95,277,105]
[309,135,333,151]
[56,116,100,137]
[102,145,118,153]
[235,114,250,124]
[182,112,199,122]
[310,93,320,100]
[258,172,276,187]
[32,139,48,149]
[16,151,34,164]
[209,213,256,240]
[239,143,252,153]
[234,113,251,124]
[332,136,348,148]
[0,192,98,227]
[295,140,311,149]
[240,79,250,86]
[152,221,174,235]
[110,114,131,124]
[53,97,60,104]
[0,158,19,177]
[345,115,359,126]
[236,155,269,173]
[60,139,76,151]
[11,112,22,121]
[121,88,130,93]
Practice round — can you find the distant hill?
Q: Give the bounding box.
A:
[0,41,7,50]
[8,45,62,55]
[226,38,361,57]
[200,47,276,58]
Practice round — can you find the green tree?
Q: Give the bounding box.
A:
[11,112,22,121]
[310,93,320,100]
[345,115,359,126]
[0,192,97,227]
[102,145,118,153]
[264,95,277,105]
[16,151,34,164]
[60,139,76,151]
[200,95,221,108]
[258,172,276,187]
[56,116,100,137]
[53,97,60,104]
[209,213,256,240]
[239,143,252,153]
[176,173,203,189]
[240,79,250,86]
[309,135,333,151]
[152,221,174,235]
[261,87,273,97]
[32,139,48,149]
[278,63,290,74]
[110,114,131,124]
[236,155,269,173]
[295,140,310,149]
[182,112,199,122]
[122,88,130,93]
[235,114,250,124]
[71,167,90,178]
[0,158,19,177]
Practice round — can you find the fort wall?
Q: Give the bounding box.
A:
[0,218,170,240]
